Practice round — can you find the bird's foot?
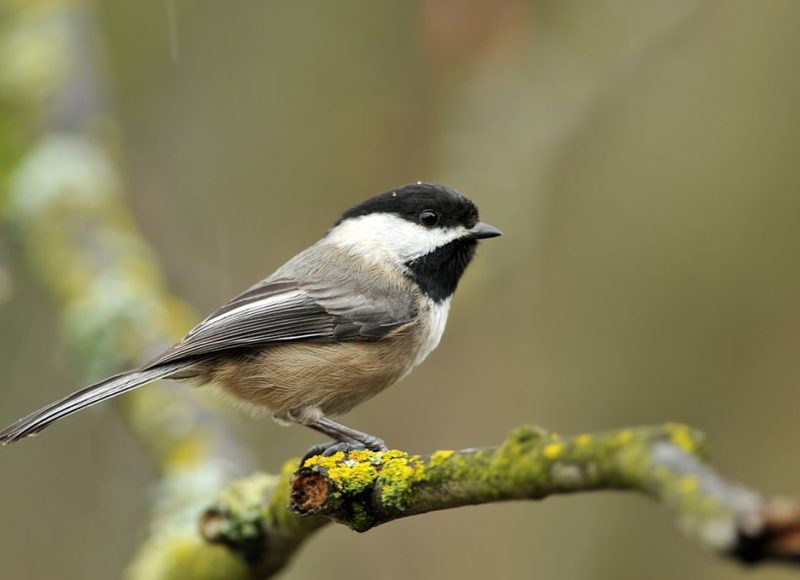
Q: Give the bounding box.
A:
[359,434,389,453]
[300,437,389,467]
[300,441,363,466]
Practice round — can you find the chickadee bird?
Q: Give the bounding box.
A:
[0,183,501,458]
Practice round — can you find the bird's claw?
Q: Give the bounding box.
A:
[300,440,362,466]
[300,437,388,467]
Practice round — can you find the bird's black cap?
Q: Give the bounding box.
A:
[337,182,480,229]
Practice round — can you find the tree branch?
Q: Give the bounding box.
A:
[199,463,329,577]
[2,4,254,578]
[198,423,800,576]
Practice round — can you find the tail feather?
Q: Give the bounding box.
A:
[0,363,188,445]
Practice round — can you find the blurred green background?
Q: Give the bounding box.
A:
[3,1,800,578]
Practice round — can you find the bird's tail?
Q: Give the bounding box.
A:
[0,363,189,445]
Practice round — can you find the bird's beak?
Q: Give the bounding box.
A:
[467,222,503,239]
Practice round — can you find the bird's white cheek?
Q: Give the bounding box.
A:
[327,214,467,265]
[414,299,451,367]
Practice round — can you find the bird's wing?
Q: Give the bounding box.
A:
[145,277,415,368]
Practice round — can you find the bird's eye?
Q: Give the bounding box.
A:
[419,209,440,227]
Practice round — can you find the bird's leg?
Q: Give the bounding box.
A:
[299,415,388,466]
[308,415,389,451]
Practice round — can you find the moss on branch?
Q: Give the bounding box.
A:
[195,423,800,574]
[291,424,716,529]
[199,462,329,577]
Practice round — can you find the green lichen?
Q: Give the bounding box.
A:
[207,473,275,543]
[424,448,477,485]
[292,423,723,539]
[486,426,557,494]
[378,451,425,511]
[126,533,249,580]
[348,502,373,532]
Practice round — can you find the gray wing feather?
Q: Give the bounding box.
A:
[147,272,415,368]
[0,246,418,445]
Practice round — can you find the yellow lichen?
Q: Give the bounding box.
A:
[166,438,206,468]
[306,452,380,495]
[303,449,428,502]
[304,449,428,510]
[679,475,699,494]
[429,449,454,467]
[543,442,564,460]
[303,451,345,470]
[348,449,381,463]
[617,429,634,445]
[381,449,410,461]
[166,536,196,565]
[667,423,697,454]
